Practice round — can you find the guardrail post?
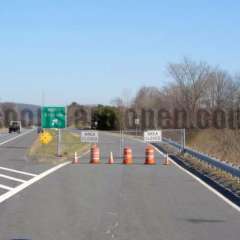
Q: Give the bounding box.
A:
[182,129,186,153]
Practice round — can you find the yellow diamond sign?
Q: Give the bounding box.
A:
[39,131,53,145]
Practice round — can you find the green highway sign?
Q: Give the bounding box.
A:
[41,106,67,129]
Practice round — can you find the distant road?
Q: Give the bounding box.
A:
[0,128,50,172]
[0,131,239,240]
[0,128,32,145]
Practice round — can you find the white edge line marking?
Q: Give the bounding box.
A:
[0,150,90,204]
[0,167,37,177]
[0,161,71,204]
[0,128,35,146]
[151,145,240,213]
[104,132,240,213]
[0,174,26,183]
[0,184,13,191]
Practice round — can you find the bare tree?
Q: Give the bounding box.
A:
[133,86,162,109]
[203,69,239,109]
[167,58,211,127]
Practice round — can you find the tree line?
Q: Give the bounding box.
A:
[113,58,240,130]
[1,58,239,130]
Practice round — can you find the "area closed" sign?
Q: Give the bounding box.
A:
[80,131,99,143]
[144,130,162,143]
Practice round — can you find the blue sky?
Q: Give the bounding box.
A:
[0,0,239,105]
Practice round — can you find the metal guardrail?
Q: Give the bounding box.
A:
[161,138,240,178]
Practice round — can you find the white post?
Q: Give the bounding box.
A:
[183,129,186,151]
[74,152,78,163]
[182,129,186,153]
[120,130,124,158]
[119,129,122,158]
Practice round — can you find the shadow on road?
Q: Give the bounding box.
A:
[179,218,226,224]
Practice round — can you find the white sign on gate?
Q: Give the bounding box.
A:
[144,130,162,143]
[81,131,99,143]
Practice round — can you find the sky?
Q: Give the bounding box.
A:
[0,0,240,105]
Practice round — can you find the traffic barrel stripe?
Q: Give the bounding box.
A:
[90,145,100,164]
[123,147,133,165]
[145,145,156,165]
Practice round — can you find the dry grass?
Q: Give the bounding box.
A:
[187,129,240,166]
[0,128,8,133]
[181,152,240,196]
[157,141,240,196]
[28,130,89,164]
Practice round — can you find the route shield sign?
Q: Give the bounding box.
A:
[41,107,66,129]
[144,130,162,143]
[80,131,98,143]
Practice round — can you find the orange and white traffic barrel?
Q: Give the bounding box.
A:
[90,145,100,164]
[123,147,133,165]
[145,145,156,165]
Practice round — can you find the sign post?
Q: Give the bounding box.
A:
[135,118,140,136]
[41,106,67,157]
[57,129,62,157]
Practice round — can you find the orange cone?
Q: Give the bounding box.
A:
[72,152,79,164]
[123,147,133,165]
[90,145,100,164]
[145,145,156,165]
[108,152,114,164]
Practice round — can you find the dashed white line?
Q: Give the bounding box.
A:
[0,184,13,191]
[0,174,26,183]
[0,166,37,177]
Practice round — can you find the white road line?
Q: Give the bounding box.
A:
[0,161,71,204]
[0,174,26,183]
[106,132,240,213]
[0,128,35,146]
[152,145,240,214]
[0,148,90,204]
[0,166,37,177]
[0,184,13,191]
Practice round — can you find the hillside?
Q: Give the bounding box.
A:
[0,102,40,126]
[187,129,240,166]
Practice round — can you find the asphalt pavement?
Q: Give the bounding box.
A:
[0,130,239,240]
[0,129,52,173]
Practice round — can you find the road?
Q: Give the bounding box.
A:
[0,129,52,173]
[0,130,239,240]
